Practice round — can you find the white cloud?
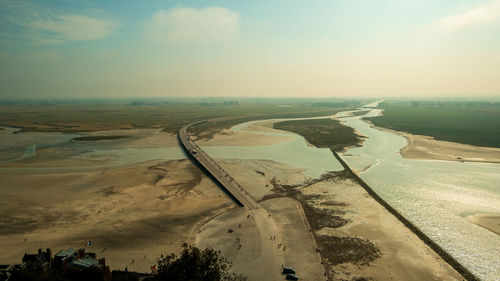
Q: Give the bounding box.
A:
[146,7,240,44]
[436,0,500,31]
[1,1,119,44]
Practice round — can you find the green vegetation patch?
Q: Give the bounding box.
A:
[273,118,363,151]
[351,110,370,116]
[366,103,500,148]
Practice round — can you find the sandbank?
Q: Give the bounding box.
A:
[197,119,295,147]
[0,129,234,272]
[467,214,500,235]
[303,178,462,280]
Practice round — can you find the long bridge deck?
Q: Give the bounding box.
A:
[178,122,258,210]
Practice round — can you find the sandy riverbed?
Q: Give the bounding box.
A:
[0,131,234,272]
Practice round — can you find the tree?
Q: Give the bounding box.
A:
[155,244,247,281]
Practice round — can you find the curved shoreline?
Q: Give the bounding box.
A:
[331,149,480,281]
[362,119,500,164]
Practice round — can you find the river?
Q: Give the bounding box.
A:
[339,109,500,281]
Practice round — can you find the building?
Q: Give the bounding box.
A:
[2,247,111,281]
[53,248,77,269]
[22,248,52,271]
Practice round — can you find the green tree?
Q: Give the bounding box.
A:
[155,245,246,281]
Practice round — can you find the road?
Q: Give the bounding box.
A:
[178,121,259,210]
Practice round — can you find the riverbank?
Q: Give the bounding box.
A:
[364,104,500,149]
[364,119,500,163]
[332,151,478,280]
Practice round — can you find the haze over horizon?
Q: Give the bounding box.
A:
[1,0,500,99]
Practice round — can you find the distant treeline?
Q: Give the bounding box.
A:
[378,100,500,109]
[311,101,362,108]
[0,99,241,107]
[0,98,371,107]
[130,100,240,106]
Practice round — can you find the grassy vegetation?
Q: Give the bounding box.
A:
[0,99,365,137]
[366,101,500,148]
[273,118,363,151]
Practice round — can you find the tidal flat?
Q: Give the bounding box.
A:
[1,101,497,280]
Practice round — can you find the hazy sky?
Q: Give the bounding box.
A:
[1,0,499,98]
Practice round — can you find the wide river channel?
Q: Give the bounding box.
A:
[339,109,500,281]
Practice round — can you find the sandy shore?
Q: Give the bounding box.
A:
[197,119,295,147]
[197,129,294,146]
[467,214,500,235]
[364,120,500,163]
[302,177,462,280]
[0,130,234,272]
[0,158,234,272]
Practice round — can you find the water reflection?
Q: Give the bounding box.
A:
[341,110,500,280]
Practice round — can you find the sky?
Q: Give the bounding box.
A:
[0,0,499,99]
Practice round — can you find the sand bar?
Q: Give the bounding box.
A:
[467,214,500,236]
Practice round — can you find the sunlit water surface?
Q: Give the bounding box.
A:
[340,109,500,280]
[202,119,344,178]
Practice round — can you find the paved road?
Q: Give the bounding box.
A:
[178,121,259,210]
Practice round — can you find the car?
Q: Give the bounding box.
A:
[282,266,295,274]
[285,274,299,280]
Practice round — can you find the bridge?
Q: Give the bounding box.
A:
[178,121,259,210]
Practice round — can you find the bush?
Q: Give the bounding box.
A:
[155,244,246,281]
